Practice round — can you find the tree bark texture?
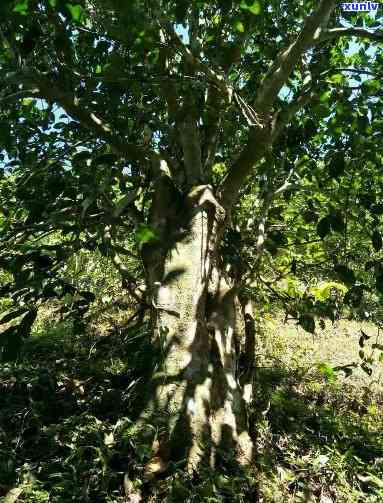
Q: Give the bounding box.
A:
[140,179,255,474]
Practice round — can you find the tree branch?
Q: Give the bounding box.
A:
[254,165,296,258]
[271,80,316,140]
[159,19,233,101]
[179,109,203,186]
[157,25,204,185]
[220,125,270,209]
[319,27,383,43]
[220,0,337,209]
[30,73,156,164]
[101,226,145,305]
[255,0,337,112]
[203,86,223,170]
[0,87,41,104]
[326,67,382,77]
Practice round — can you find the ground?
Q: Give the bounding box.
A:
[0,306,382,502]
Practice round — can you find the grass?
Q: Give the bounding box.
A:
[259,316,383,389]
[0,311,382,502]
[254,316,383,502]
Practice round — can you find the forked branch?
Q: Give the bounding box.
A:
[221,0,337,209]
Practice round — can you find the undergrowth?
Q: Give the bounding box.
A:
[0,313,382,502]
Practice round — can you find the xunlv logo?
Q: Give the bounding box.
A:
[341,2,380,10]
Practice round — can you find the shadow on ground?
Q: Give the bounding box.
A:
[252,365,383,502]
[1,320,383,502]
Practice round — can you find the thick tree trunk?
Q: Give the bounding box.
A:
[140,180,254,475]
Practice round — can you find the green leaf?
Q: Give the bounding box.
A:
[268,230,287,247]
[302,210,318,224]
[362,79,380,93]
[72,151,91,166]
[113,190,139,218]
[334,264,356,286]
[370,204,383,215]
[13,0,28,14]
[344,286,364,307]
[135,225,157,245]
[328,211,345,233]
[360,363,372,376]
[334,364,355,378]
[264,239,278,256]
[175,0,188,23]
[233,19,245,33]
[328,153,345,178]
[92,153,118,166]
[329,73,343,85]
[48,0,57,6]
[317,216,331,239]
[317,362,335,381]
[22,98,33,106]
[299,314,315,334]
[372,230,382,252]
[359,330,371,348]
[240,0,261,15]
[376,273,383,294]
[66,3,84,22]
[320,90,331,103]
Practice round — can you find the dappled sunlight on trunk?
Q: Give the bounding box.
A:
[137,185,255,476]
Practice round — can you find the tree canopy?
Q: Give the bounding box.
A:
[1,0,383,354]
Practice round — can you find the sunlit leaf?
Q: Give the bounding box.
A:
[328,73,343,85]
[66,3,84,22]
[240,0,261,15]
[13,0,28,14]
[233,19,245,33]
[135,225,157,245]
[320,90,331,103]
[317,362,335,381]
